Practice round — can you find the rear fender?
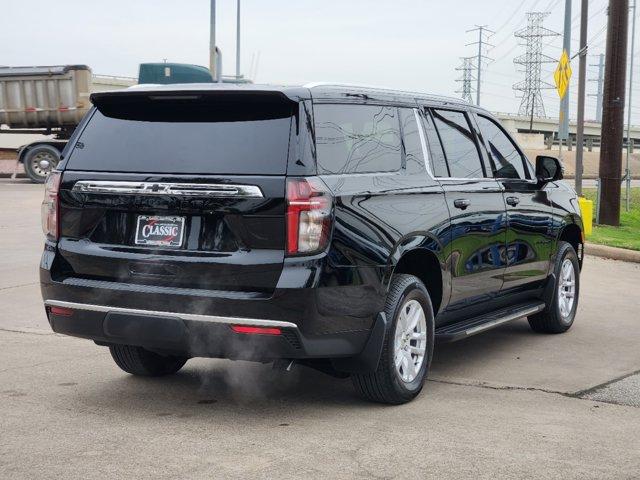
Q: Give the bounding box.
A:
[384,233,451,310]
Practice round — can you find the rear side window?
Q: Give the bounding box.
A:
[314,104,402,174]
[66,96,294,175]
[431,109,484,178]
[476,115,528,179]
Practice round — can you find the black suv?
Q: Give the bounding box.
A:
[40,83,584,404]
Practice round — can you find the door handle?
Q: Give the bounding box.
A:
[506,196,520,207]
[453,198,471,210]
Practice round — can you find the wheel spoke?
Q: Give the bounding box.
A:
[394,350,404,368]
[403,351,416,378]
[406,304,422,331]
[409,345,424,356]
[410,331,426,341]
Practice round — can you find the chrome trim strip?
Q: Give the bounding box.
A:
[72,181,263,198]
[464,304,545,337]
[45,300,298,329]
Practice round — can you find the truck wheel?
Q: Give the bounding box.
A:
[529,241,580,334]
[109,344,188,376]
[23,145,60,183]
[352,274,434,404]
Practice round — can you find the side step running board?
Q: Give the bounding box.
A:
[435,301,546,343]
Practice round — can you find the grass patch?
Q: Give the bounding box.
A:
[581,188,640,251]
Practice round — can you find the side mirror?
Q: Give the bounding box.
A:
[535,155,563,184]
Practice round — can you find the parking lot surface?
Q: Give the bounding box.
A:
[1,179,639,479]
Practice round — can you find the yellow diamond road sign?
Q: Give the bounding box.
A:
[554,49,572,99]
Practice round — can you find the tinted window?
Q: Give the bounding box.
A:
[421,110,449,177]
[66,99,293,175]
[399,108,425,174]
[314,104,402,174]
[432,109,484,178]
[477,115,528,179]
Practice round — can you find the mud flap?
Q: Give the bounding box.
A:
[331,312,387,374]
[542,272,557,308]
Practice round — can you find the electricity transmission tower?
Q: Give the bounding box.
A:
[588,53,605,123]
[466,25,494,105]
[455,57,476,103]
[513,12,559,129]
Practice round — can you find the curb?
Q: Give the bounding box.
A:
[585,243,640,263]
[0,173,26,179]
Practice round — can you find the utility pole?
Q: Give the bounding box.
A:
[558,0,572,153]
[588,54,605,122]
[625,1,637,212]
[455,57,476,104]
[575,0,589,196]
[236,0,241,79]
[598,0,629,226]
[209,0,217,80]
[466,25,493,106]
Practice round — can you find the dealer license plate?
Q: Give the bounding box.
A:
[135,215,185,247]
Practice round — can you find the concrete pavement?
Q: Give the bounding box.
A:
[1,179,640,479]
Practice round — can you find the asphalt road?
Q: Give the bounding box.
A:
[1,179,640,479]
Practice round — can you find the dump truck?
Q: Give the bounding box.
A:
[0,63,248,182]
[0,65,135,182]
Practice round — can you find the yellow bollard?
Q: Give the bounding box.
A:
[578,197,593,237]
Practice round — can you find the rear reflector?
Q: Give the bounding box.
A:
[231,325,282,336]
[49,306,74,317]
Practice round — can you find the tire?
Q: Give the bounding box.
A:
[529,241,580,334]
[352,274,435,405]
[109,344,188,376]
[23,145,60,184]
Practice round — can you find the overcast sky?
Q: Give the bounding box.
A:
[4,0,631,122]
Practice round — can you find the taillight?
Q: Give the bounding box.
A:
[41,171,62,241]
[286,177,333,255]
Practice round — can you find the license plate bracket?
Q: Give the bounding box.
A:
[135,215,185,248]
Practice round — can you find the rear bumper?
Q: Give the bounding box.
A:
[44,299,372,360]
[40,247,387,361]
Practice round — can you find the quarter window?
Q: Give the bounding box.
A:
[314,104,402,174]
[431,109,484,178]
[476,115,528,179]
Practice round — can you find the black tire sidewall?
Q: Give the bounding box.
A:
[385,279,434,396]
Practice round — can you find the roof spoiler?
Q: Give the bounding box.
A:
[90,90,298,122]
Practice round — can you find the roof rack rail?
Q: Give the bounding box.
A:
[302,82,468,104]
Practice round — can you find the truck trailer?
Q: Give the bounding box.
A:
[0,65,136,182]
[0,63,249,182]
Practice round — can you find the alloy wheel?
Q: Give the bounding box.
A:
[557,258,576,320]
[393,299,427,383]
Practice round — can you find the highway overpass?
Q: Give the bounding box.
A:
[495,113,640,145]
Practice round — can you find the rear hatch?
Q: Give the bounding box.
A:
[56,89,298,294]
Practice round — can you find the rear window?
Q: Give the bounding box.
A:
[314,104,402,175]
[66,95,294,175]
